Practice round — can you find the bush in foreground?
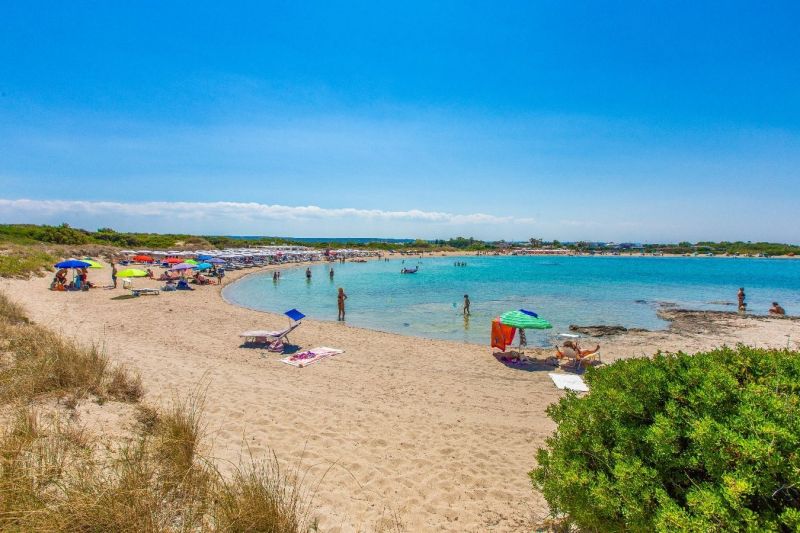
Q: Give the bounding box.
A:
[531,346,800,532]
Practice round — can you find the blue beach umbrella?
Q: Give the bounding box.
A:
[208,258,227,264]
[55,260,92,269]
[196,262,212,270]
[197,254,213,261]
[171,263,197,271]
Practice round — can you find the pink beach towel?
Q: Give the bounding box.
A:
[280,347,344,367]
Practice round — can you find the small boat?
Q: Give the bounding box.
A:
[401,267,418,274]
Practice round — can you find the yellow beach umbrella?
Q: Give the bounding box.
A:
[116,268,147,278]
[82,259,104,269]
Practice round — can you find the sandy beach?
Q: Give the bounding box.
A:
[2,261,799,532]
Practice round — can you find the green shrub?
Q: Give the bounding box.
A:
[531,346,800,532]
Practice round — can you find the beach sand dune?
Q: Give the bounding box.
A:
[3,264,799,531]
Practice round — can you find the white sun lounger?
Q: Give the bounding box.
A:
[239,322,301,345]
[131,288,160,297]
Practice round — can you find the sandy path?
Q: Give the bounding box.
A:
[2,262,798,531]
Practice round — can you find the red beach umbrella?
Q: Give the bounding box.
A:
[165,257,184,264]
[133,255,154,262]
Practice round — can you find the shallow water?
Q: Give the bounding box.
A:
[223,256,800,346]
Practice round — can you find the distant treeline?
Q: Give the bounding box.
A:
[0,224,797,255]
[0,224,491,252]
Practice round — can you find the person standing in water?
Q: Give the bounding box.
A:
[463,294,471,316]
[329,267,334,280]
[737,287,746,311]
[306,267,312,280]
[337,287,348,321]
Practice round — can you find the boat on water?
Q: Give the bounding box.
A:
[401,267,418,274]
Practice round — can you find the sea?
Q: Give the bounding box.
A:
[222,256,800,346]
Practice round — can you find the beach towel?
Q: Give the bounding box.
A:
[491,318,516,351]
[549,373,589,392]
[280,347,344,367]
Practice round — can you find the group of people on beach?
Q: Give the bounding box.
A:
[738,287,786,315]
[51,267,94,291]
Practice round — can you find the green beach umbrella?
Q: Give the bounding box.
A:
[82,259,103,269]
[499,310,552,329]
[184,259,199,265]
[116,268,147,278]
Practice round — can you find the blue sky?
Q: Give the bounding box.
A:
[1,2,798,242]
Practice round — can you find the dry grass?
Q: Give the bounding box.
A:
[0,292,143,404]
[0,291,312,532]
[0,395,311,532]
[213,455,310,532]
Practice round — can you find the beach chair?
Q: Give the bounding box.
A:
[239,322,301,347]
[553,345,579,367]
[576,348,601,368]
[131,288,160,297]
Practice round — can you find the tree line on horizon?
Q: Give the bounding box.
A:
[0,223,798,256]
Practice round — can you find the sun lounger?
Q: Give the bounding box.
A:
[131,288,160,297]
[577,348,601,368]
[280,347,344,367]
[239,322,301,346]
[554,346,579,366]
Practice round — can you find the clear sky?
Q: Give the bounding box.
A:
[1,2,798,242]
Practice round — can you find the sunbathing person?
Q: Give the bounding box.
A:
[769,302,786,315]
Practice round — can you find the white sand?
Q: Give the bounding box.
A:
[3,261,799,532]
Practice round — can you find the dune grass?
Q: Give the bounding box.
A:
[0,291,143,404]
[0,289,313,532]
[0,246,57,278]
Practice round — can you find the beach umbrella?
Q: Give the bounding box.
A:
[208,258,227,264]
[82,258,103,269]
[499,310,552,329]
[196,262,212,270]
[133,255,154,262]
[170,263,197,271]
[116,268,147,278]
[197,254,213,261]
[54,259,92,269]
[165,257,184,264]
[184,259,199,265]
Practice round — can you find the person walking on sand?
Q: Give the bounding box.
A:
[337,287,348,321]
[463,294,471,316]
[111,262,118,288]
[737,287,746,311]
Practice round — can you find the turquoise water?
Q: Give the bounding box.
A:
[223,256,800,346]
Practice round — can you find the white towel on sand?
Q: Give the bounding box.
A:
[549,373,589,392]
